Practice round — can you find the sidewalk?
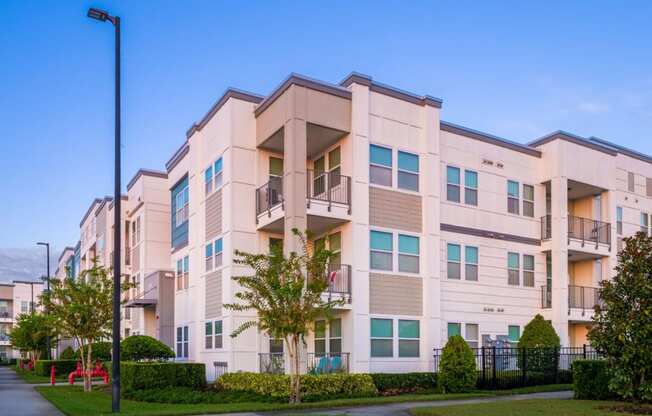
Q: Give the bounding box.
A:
[0,366,62,416]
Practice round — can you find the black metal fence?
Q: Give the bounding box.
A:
[433,345,601,389]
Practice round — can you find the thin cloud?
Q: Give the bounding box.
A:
[577,101,610,114]
[0,247,59,283]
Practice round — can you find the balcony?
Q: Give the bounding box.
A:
[324,264,352,305]
[255,172,352,234]
[307,352,350,374]
[540,285,601,322]
[541,215,611,255]
[540,285,552,309]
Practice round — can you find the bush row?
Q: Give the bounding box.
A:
[215,372,378,402]
[573,360,614,400]
[370,373,439,395]
[33,360,78,377]
[121,362,206,392]
[67,336,174,362]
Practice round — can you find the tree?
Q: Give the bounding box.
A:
[589,232,652,402]
[439,335,476,393]
[40,263,131,392]
[121,335,174,361]
[9,312,57,362]
[224,229,341,403]
[518,314,561,372]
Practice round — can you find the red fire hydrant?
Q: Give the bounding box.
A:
[50,365,55,385]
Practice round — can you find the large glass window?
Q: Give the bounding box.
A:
[617,207,623,235]
[523,254,535,287]
[398,234,419,273]
[214,157,223,189]
[370,318,393,357]
[370,231,393,271]
[508,252,520,286]
[464,170,478,206]
[447,322,461,338]
[175,185,189,225]
[205,243,213,272]
[204,165,213,195]
[447,243,461,279]
[465,246,478,281]
[507,180,520,214]
[214,238,223,268]
[370,145,392,186]
[446,166,461,202]
[523,184,534,217]
[398,151,419,191]
[176,326,189,358]
[398,320,420,358]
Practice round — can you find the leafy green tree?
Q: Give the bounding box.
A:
[518,314,561,372]
[439,335,476,393]
[9,312,57,362]
[224,229,341,403]
[589,232,652,402]
[40,263,132,392]
[59,346,75,360]
[121,335,174,361]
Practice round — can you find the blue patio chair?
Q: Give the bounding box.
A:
[330,355,342,373]
[315,355,329,374]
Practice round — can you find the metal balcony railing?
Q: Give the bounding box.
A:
[541,285,552,309]
[568,215,611,247]
[307,170,351,213]
[325,264,352,300]
[258,352,285,374]
[568,285,601,311]
[307,352,350,374]
[255,177,283,218]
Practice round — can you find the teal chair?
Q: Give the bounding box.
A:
[330,355,342,373]
[315,355,329,374]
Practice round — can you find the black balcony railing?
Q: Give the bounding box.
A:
[541,285,552,309]
[569,285,601,311]
[307,170,352,213]
[259,352,285,374]
[568,215,611,247]
[325,264,352,300]
[540,215,611,247]
[307,352,350,374]
[255,177,284,218]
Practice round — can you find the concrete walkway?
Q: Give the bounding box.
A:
[219,390,573,416]
[0,366,62,416]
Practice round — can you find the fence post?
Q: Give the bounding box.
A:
[583,344,587,359]
[491,346,496,388]
[555,347,559,383]
[481,346,486,387]
[522,347,527,386]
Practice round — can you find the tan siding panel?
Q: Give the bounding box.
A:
[369,273,422,315]
[205,190,223,240]
[205,270,222,318]
[369,187,422,233]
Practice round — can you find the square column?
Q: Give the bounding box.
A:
[283,116,308,254]
[550,175,569,345]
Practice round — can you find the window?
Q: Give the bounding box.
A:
[269,157,283,179]
[183,256,189,288]
[641,213,649,235]
[398,320,420,358]
[370,145,392,186]
[269,238,283,253]
[508,252,520,286]
[508,325,520,343]
[131,220,136,246]
[523,184,534,217]
[617,207,623,235]
[398,234,419,273]
[176,326,189,358]
[370,318,393,357]
[628,172,635,192]
[214,157,223,190]
[507,180,519,214]
[464,170,478,205]
[269,338,284,354]
[175,185,189,225]
[329,146,342,187]
[214,238,223,268]
[176,259,183,290]
[397,151,419,191]
[314,320,326,354]
[446,166,461,202]
[204,165,213,194]
[314,319,341,354]
[21,301,28,313]
[447,244,461,279]
[370,231,392,271]
[447,322,461,338]
[647,177,652,198]
[465,246,478,281]
[465,323,479,348]
[177,256,189,290]
[205,320,223,349]
[205,243,213,271]
[523,254,535,287]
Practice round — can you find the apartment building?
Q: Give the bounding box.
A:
[54,246,75,280]
[159,71,652,378]
[0,280,44,360]
[123,169,175,347]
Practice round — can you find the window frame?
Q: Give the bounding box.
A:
[641,212,649,235]
[447,322,461,339]
[617,206,623,235]
[446,165,461,203]
[205,243,214,272]
[508,325,520,343]
[507,252,520,286]
[175,185,189,225]
[398,234,420,273]
[507,180,520,215]
[213,157,224,190]
[523,254,535,287]
[447,243,461,280]
[464,170,478,206]
[522,184,534,217]
[370,318,394,358]
[397,150,419,192]
[398,319,420,358]
[464,245,479,281]
[465,323,479,348]
[369,144,393,187]
[176,325,189,358]
[214,238,223,268]
[370,230,393,271]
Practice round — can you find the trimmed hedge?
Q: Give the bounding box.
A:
[370,373,439,395]
[121,362,206,392]
[216,372,378,402]
[573,360,613,400]
[34,360,78,377]
[121,335,174,361]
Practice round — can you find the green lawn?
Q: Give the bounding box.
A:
[410,399,629,416]
[13,367,69,384]
[36,386,492,416]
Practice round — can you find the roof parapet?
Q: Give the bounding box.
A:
[340,72,443,108]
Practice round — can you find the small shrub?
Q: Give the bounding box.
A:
[121,362,206,392]
[370,373,439,395]
[59,346,75,360]
[33,360,78,377]
[518,314,561,372]
[573,360,614,400]
[439,335,476,393]
[120,335,174,362]
[216,372,378,402]
[73,342,112,361]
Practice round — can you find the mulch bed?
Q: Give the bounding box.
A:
[599,405,652,415]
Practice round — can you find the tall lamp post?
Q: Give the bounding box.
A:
[36,242,50,359]
[87,7,122,413]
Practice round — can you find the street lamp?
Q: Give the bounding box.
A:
[87,6,122,413]
[36,242,50,359]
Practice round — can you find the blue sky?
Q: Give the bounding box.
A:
[1,1,651,278]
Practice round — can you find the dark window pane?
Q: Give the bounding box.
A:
[508,269,520,286]
[508,197,519,214]
[398,254,419,273]
[523,271,535,287]
[523,201,534,217]
[329,338,342,353]
[398,171,418,191]
[370,251,392,271]
[465,264,478,281]
[399,340,419,357]
[465,188,477,206]
[447,262,461,279]
[314,340,326,354]
[447,184,460,202]
[370,339,393,357]
[370,165,392,186]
